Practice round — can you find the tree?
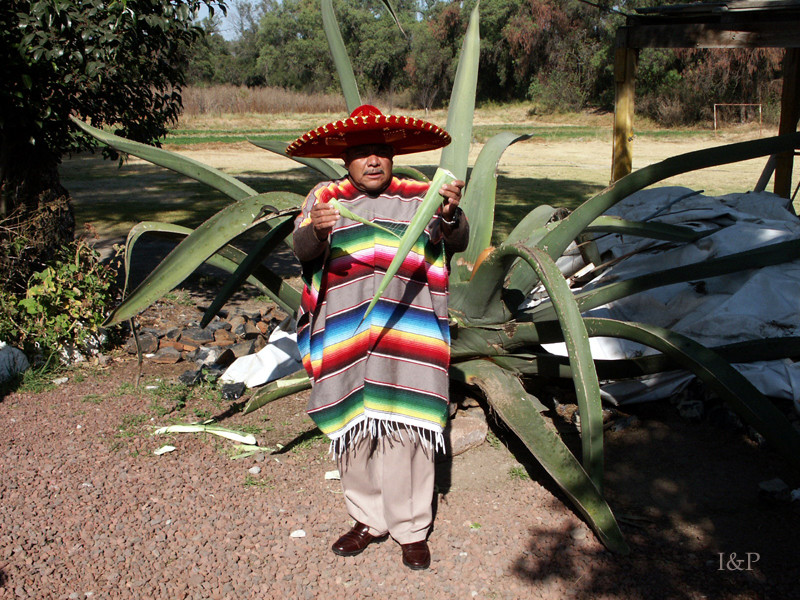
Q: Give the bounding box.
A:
[0,0,227,285]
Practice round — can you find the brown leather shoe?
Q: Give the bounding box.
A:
[401,540,431,570]
[331,522,385,557]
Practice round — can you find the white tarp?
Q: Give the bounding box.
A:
[532,186,800,413]
[220,318,302,388]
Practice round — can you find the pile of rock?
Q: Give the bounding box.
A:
[125,306,286,369]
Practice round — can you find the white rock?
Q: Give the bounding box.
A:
[52,377,69,385]
[324,470,341,480]
[154,445,177,456]
[290,529,306,538]
[248,466,261,475]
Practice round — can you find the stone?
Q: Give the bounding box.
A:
[191,346,222,366]
[214,329,236,344]
[253,335,267,352]
[180,327,214,347]
[159,340,183,351]
[151,347,182,364]
[459,396,481,409]
[164,328,181,341]
[124,332,158,354]
[235,321,261,340]
[178,369,203,386]
[206,320,232,332]
[221,382,246,400]
[444,412,488,457]
[231,340,256,358]
[229,315,247,330]
[248,466,261,475]
[214,348,236,368]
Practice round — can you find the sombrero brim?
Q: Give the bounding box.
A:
[286,113,451,158]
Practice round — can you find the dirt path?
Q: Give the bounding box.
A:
[1,327,798,599]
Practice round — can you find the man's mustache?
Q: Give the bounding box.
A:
[363,168,385,175]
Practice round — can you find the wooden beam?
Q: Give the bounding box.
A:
[611,47,638,183]
[623,22,800,49]
[775,48,800,198]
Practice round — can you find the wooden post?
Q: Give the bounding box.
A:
[775,48,800,198]
[611,38,638,183]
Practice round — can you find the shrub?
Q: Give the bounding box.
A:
[0,236,123,365]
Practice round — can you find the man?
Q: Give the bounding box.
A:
[287,105,468,570]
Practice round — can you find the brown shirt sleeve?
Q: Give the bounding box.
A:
[442,208,470,254]
[292,183,330,263]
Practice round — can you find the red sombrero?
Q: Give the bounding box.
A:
[286,104,451,158]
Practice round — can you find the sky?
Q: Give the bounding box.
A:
[195,3,238,41]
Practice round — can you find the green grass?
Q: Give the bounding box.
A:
[509,465,531,481]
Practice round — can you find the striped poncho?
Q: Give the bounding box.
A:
[293,176,468,454]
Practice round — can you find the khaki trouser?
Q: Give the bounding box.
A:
[336,429,435,545]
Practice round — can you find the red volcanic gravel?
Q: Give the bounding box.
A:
[1,355,799,600]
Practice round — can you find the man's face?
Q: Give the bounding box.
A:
[344,144,394,194]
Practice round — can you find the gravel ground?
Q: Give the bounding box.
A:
[2,350,799,600]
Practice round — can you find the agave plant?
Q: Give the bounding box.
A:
[74,1,800,555]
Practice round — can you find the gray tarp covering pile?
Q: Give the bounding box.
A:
[535,186,800,413]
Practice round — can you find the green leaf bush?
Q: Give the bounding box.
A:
[0,238,122,364]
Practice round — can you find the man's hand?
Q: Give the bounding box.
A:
[440,179,465,221]
[310,202,339,241]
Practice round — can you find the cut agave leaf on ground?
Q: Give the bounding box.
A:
[72,118,258,201]
[106,192,303,326]
[243,372,312,415]
[584,318,800,472]
[249,139,347,180]
[450,358,629,554]
[153,424,257,445]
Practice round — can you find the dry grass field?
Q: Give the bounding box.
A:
[62,107,796,247]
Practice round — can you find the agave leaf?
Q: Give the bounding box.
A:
[450,358,629,554]
[321,0,360,112]
[450,131,532,283]
[439,1,480,180]
[153,423,257,445]
[122,221,300,313]
[71,117,258,200]
[201,214,298,327]
[105,192,303,326]
[456,243,606,488]
[525,238,800,322]
[329,199,401,239]
[513,244,604,489]
[583,318,800,472]
[243,371,312,415]
[249,139,347,180]
[531,133,800,295]
[391,165,430,182]
[585,216,709,243]
[361,168,456,323]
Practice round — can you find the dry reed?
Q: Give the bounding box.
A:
[181,85,347,115]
